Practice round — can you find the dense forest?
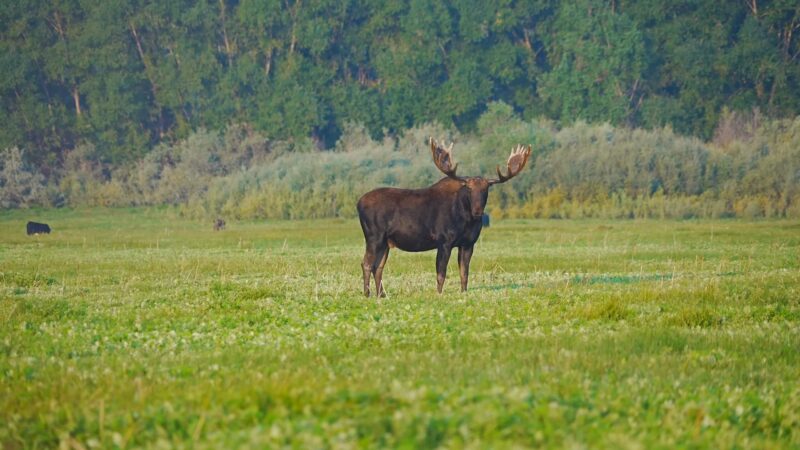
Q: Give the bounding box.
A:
[3,0,800,165]
[1,0,800,217]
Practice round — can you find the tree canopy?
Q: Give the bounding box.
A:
[2,0,799,168]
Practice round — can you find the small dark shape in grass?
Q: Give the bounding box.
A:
[209,281,285,302]
[572,274,673,285]
[668,306,724,328]
[582,297,631,321]
[3,272,59,288]
[477,282,536,291]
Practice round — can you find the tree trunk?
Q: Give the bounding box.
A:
[72,85,82,116]
[52,11,82,118]
[286,0,301,54]
[265,47,273,76]
[218,0,234,66]
[129,20,166,135]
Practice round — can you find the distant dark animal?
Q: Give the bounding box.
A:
[357,138,531,296]
[26,221,51,235]
[213,218,226,231]
[482,213,490,228]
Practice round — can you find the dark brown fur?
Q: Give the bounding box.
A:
[356,139,530,296]
[26,221,51,235]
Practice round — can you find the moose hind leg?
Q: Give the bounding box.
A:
[362,247,376,297]
[373,246,390,298]
[362,240,388,297]
[372,244,389,297]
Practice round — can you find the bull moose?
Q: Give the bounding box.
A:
[357,138,531,296]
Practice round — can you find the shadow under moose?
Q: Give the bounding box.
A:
[357,138,532,297]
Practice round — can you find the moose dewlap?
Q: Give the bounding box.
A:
[357,138,532,297]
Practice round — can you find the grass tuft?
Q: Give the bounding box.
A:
[668,306,724,328]
[581,296,631,321]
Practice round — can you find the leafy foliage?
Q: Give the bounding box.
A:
[1,0,799,166]
[4,104,799,218]
[0,147,50,208]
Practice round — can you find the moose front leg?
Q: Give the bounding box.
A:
[457,245,474,292]
[435,246,452,293]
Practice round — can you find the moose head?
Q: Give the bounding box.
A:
[429,137,532,218]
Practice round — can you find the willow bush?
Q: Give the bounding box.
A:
[2,107,799,219]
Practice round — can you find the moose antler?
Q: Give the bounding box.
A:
[430,137,461,179]
[488,144,532,185]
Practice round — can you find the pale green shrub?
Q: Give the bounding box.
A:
[0,147,49,208]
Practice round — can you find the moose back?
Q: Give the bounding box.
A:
[357,138,531,296]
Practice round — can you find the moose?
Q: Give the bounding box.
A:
[357,138,531,296]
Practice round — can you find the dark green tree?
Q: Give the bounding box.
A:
[538,0,646,126]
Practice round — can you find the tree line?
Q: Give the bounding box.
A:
[2,0,799,172]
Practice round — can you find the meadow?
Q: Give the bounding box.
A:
[1,208,799,448]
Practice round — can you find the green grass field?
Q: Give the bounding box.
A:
[2,208,799,448]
